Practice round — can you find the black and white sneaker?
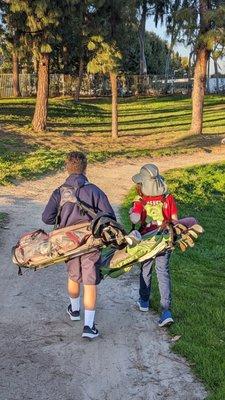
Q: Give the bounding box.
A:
[67,304,80,321]
[82,324,99,339]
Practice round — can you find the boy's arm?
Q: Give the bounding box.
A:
[169,194,178,221]
[42,189,60,225]
[129,199,143,224]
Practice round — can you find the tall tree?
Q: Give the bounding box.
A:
[73,1,88,101]
[87,35,122,139]
[138,0,148,75]
[165,2,184,86]
[171,0,225,134]
[10,0,76,131]
[190,0,211,134]
[211,46,224,93]
[187,49,194,94]
[53,0,86,100]
[120,30,176,75]
[0,1,26,96]
[136,0,170,75]
[86,0,136,137]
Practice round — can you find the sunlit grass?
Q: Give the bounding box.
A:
[0,95,224,184]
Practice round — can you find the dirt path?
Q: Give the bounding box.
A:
[1,147,224,400]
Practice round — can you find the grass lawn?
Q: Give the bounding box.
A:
[0,94,225,184]
[120,162,225,400]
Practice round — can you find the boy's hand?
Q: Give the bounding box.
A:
[129,211,141,224]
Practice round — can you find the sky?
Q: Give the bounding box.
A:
[146,16,225,74]
[146,17,190,56]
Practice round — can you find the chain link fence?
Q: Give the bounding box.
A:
[0,73,224,98]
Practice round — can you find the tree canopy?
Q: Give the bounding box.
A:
[0,0,183,76]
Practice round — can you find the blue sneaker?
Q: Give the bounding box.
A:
[158,310,174,327]
[137,298,149,312]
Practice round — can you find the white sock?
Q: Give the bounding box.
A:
[84,310,95,328]
[70,296,80,312]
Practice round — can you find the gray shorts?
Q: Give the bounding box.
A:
[66,251,101,285]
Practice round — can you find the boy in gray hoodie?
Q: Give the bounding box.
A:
[42,151,115,338]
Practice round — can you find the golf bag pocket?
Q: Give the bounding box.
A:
[12,222,92,269]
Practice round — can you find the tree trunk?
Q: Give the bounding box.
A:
[164,47,173,93]
[74,57,84,101]
[214,59,219,93]
[32,53,50,132]
[164,35,174,87]
[188,51,194,95]
[206,56,210,93]
[164,26,179,92]
[12,52,21,97]
[138,0,147,75]
[190,0,210,135]
[110,72,118,139]
[190,47,209,134]
[33,56,39,73]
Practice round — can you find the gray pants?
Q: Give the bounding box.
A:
[139,251,172,310]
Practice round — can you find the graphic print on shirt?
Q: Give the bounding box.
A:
[144,200,164,226]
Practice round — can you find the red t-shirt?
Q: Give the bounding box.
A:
[131,194,178,233]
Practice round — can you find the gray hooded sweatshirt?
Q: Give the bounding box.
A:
[42,173,116,228]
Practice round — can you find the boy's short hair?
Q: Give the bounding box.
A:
[66,151,87,174]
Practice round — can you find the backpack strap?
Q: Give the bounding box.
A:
[54,182,97,229]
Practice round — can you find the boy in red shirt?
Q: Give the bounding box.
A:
[130,164,178,327]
